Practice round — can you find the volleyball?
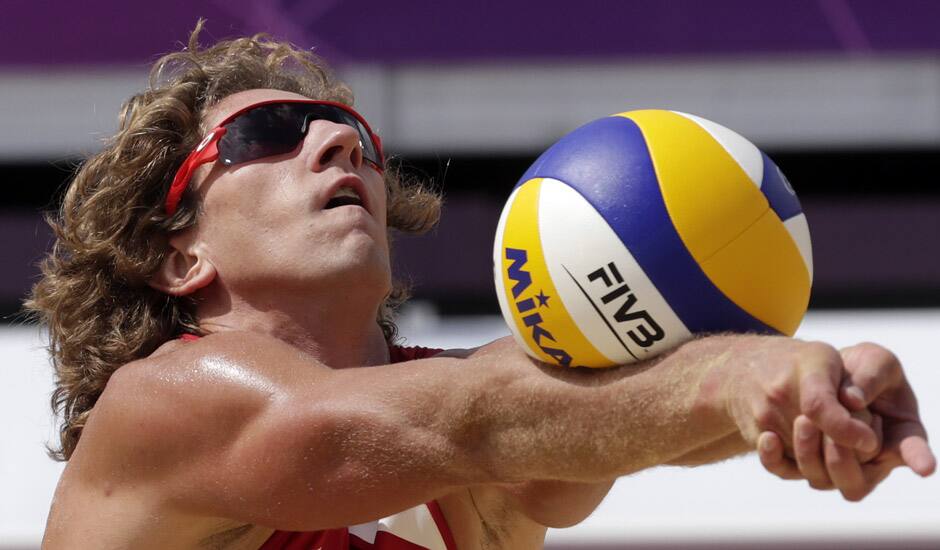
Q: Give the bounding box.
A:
[493,110,813,368]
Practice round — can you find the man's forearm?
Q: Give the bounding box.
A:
[443,335,745,483]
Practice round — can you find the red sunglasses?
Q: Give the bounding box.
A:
[165,99,385,215]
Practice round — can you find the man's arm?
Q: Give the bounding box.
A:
[86,330,880,531]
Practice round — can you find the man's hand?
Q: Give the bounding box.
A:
[714,337,880,456]
[757,342,935,501]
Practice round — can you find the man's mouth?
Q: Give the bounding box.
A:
[324,185,365,210]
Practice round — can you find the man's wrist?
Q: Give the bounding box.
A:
[682,334,758,446]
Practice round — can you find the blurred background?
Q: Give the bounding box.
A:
[1,1,938,548]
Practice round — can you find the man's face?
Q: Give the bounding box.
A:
[188,89,392,302]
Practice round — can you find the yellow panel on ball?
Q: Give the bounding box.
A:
[616,110,768,260]
[619,109,809,334]
[497,178,611,368]
[700,209,811,335]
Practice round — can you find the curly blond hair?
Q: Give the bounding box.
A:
[25,22,441,461]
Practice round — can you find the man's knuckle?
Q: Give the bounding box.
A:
[801,393,828,420]
[855,343,901,373]
[754,405,778,430]
[803,341,841,365]
[765,379,792,408]
[854,341,887,357]
[824,453,843,470]
[794,445,818,465]
[793,449,809,465]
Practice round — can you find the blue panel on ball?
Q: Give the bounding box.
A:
[521,116,777,335]
[759,151,802,222]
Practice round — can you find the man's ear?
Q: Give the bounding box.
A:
[148,235,216,296]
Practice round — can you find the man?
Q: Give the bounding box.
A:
[29,26,934,549]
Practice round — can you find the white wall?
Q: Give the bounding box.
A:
[3,56,940,161]
[3,309,938,548]
[1,326,64,548]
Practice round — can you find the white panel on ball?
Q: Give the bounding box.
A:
[537,179,693,362]
[673,111,764,189]
[783,213,814,282]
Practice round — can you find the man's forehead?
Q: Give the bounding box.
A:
[204,89,311,129]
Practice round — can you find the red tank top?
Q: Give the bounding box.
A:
[178,335,455,549]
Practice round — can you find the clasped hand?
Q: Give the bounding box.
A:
[725,340,935,501]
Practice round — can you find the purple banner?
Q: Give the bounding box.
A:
[3,0,940,68]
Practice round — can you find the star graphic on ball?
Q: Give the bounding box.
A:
[536,290,550,308]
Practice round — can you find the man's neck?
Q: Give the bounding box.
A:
[196,287,391,369]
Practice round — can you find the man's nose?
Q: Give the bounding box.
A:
[307,121,364,172]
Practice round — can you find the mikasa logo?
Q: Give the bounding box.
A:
[504,248,574,367]
[577,262,665,351]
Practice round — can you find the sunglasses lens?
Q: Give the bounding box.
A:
[218,103,383,168]
[218,104,306,165]
[303,105,382,167]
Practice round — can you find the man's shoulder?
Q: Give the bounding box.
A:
[110,330,313,389]
[101,332,264,405]
[87,332,295,467]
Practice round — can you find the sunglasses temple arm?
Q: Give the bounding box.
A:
[165,130,224,215]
